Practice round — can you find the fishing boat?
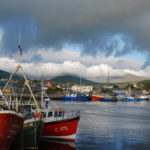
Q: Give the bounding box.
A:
[100,94,117,102]
[12,110,43,150]
[0,90,24,150]
[61,91,90,102]
[121,85,135,102]
[135,95,148,101]
[3,55,44,149]
[122,96,135,102]
[100,96,117,102]
[41,107,80,141]
[61,94,89,102]
[91,95,101,101]
[61,75,90,102]
[0,110,24,150]
[41,85,80,141]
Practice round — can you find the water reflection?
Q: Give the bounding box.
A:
[39,140,76,150]
[56,101,150,150]
[12,102,150,150]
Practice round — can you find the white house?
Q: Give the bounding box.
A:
[71,85,93,93]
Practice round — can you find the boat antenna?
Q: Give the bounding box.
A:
[18,29,22,56]
[79,73,81,93]
[41,69,44,106]
[79,58,82,93]
[107,70,110,88]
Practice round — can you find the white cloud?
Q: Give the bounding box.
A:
[0,46,149,81]
[0,31,3,50]
[0,51,150,82]
[12,47,143,69]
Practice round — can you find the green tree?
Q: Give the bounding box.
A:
[101,88,112,94]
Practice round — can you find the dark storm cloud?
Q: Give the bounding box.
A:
[0,0,150,66]
[0,19,37,53]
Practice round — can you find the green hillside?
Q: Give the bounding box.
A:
[49,75,99,85]
[0,70,21,80]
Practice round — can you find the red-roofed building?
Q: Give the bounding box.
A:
[45,82,54,87]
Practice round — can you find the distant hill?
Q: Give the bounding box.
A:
[49,73,150,85]
[88,73,149,84]
[1,69,148,84]
[110,73,149,83]
[0,70,21,80]
[49,75,98,85]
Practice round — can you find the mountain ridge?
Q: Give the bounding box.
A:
[87,73,149,83]
[0,69,21,80]
[49,74,98,85]
[0,69,149,84]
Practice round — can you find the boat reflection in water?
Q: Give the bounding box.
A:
[39,140,76,150]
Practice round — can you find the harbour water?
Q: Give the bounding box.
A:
[39,101,150,150]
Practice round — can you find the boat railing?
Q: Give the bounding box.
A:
[63,110,80,120]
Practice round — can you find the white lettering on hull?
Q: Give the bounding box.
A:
[55,126,68,132]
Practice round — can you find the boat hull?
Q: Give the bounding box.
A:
[61,96,89,102]
[42,116,80,141]
[136,98,148,101]
[0,111,24,150]
[101,98,117,102]
[91,96,100,101]
[12,118,44,150]
[122,97,135,102]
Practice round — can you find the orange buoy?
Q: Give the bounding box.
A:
[33,112,40,117]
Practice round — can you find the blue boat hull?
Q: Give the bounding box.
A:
[61,96,90,102]
[136,98,148,101]
[122,97,135,102]
[100,98,117,102]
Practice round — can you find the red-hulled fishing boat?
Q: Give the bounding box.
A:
[40,88,80,141]
[0,88,24,150]
[0,110,24,150]
[91,95,101,101]
[41,107,80,141]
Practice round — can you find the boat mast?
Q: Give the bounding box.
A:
[128,85,131,96]
[41,69,58,108]
[41,70,44,107]
[3,32,40,111]
[79,58,82,93]
[18,65,40,110]
[79,74,81,93]
[107,70,110,87]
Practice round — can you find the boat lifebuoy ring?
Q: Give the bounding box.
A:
[33,112,40,117]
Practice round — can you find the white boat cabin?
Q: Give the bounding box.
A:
[41,108,65,122]
[41,107,80,122]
